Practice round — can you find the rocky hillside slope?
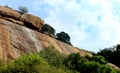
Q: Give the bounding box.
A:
[0,6,92,62]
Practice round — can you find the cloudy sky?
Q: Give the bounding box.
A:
[1,0,120,52]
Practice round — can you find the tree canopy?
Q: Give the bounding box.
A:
[56,31,71,45]
[97,44,120,68]
[41,24,55,36]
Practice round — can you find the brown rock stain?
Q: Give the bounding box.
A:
[0,25,16,62]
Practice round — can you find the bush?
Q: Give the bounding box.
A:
[39,46,65,68]
[97,48,113,60]
[0,54,49,73]
[63,53,81,70]
[56,31,72,45]
[63,53,119,73]
[18,6,28,13]
[91,55,108,64]
[79,61,100,73]
[0,53,72,73]
[0,60,5,71]
[97,65,117,73]
[0,50,119,73]
[41,24,55,36]
[97,46,120,68]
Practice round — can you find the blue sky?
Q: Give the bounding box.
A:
[1,0,120,52]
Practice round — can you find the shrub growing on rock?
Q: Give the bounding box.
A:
[41,24,55,37]
[18,6,28,13]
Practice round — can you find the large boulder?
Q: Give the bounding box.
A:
[0,6,21,19]
[19,14,44,30]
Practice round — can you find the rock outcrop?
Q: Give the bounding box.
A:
[20,14,44,30]
[0,6,44,31]
[0,6,92,62]
[0,6,21,19]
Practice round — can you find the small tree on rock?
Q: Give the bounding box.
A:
[18,6,28,13]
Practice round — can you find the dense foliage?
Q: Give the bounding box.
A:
[39,46,65,68]
[0,46,119,73]
[0,53,71,73]
[63,53,119,73]
[97,44,120,68]
[56,31,72,45]
[41,24,55,36]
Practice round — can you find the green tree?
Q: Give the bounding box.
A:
[18,6,28,13]
[56,31,72,45]
[0,54,72,73]
[97,65,117,73]
[79,61,100,73]
[91,55,107,64]
[63,53,81,71]
[97,48,113,60]
[39,46,64,68]
[97,45,120,68]
[41,24,55,36]
[116,44,120,53]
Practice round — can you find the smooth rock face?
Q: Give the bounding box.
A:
[0,19,43,61]
[0,6,92,61]
[0,23,16,62]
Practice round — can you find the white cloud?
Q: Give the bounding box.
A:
[33,0,120,52]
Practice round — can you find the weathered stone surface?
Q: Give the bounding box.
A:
[19,14,44,30]
[0,19,91,61]
[0,6,21,19]
[3,17,24,26]
[0,24,16,62]
[0,19,43,61]
[34,31,92,56]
